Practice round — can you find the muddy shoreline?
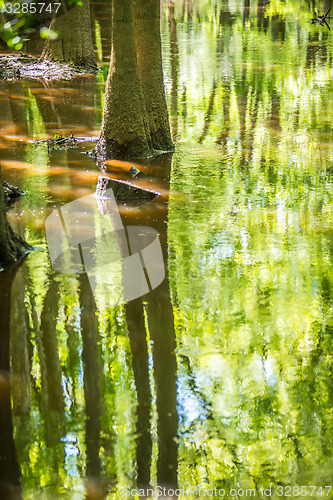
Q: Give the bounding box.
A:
[0,52,97,80]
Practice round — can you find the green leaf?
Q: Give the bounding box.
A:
[40,27,58,40]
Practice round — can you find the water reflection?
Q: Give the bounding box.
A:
[0,0,332,498]
[0,264,23,500]
[79,271,103,493]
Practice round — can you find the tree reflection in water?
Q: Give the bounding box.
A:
[0,0,333,497]
[0,264,23,500]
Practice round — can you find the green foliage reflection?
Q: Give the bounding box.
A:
[5,0,333,497]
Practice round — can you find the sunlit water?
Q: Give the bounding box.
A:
[0,0,333,498]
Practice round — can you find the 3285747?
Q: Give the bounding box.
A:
[1,3,61,14]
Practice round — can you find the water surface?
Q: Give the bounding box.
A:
[0,0,333,498]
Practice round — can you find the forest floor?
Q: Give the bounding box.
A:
[0,53,97,80]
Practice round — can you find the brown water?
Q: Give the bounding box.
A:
[0,0,333,498]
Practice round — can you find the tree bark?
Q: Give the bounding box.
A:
[134,0,174,152]
[94,0,174,160]
[93,0,154,160]
[41,0,96,69]
[0,168,32,267]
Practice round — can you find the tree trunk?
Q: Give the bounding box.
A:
[41,0,96,69]
[0,168,32,267]
[93,0,154,160]
[134,0,174,152]
[94,0,174,160]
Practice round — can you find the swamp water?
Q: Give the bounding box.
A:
[0,0,333,498]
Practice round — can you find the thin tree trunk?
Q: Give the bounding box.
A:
[41,0,96,69]
[198,80,217,143]
[243,0,250,25]
[27,276,49,413]
[134,0,174,152]
[216,83,230,145]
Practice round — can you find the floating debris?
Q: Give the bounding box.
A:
[129,165,141,177]
[95,175,160,201]
[310,8,331,30]
[29,133,98,151]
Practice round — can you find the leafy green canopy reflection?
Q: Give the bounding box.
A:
[7,0,333,497]
[166,0,333,492]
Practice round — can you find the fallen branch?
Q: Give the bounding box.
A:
[29,133,98,150]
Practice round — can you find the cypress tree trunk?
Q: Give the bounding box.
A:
[41,0,96,69]
[134,0,174,152]
[93,0,154,160]
[0,169,32,267]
